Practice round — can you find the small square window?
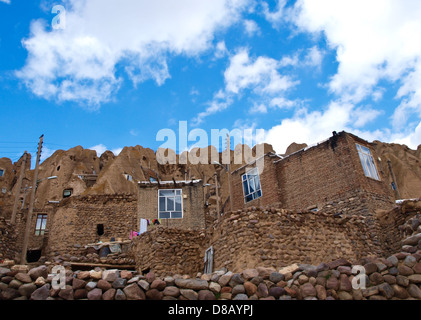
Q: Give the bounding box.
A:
[63,189,73,198]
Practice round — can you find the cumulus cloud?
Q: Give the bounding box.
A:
[260,0,421,149]
[16,0,251,107]
[243,19,260,36]
[193,48,299,124]
[290,1,421,126]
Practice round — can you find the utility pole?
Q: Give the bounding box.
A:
[226,134,233,213]
[11,152,28,224]
[20,135,43,264]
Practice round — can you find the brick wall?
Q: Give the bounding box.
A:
[231,155,281,212]
[230,132,394,215]
[137,182,205,230]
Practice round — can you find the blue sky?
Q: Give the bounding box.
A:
[1,0,421,165]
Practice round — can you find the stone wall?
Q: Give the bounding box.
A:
[137,182,205,230]
[46,194,138,257]
[1,251,421,300]
[131,227,207,277]
[0,216,18,261]
[208,207,381,273]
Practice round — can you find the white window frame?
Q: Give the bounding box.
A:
[356,144,380,181]
[158,189,183,219]
[35,214,47,236]
[242,167,263,204]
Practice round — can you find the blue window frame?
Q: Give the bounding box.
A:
[0,169,4,177]
[242,167,262,203]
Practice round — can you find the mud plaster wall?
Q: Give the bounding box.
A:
[46,195,137,256]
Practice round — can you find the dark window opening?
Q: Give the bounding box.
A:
[57,166,61,171]
[63,189,73,198]
[0,169,4,177]
[27,250,42,263]
[97,224,104,236]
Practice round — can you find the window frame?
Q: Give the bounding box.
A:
[241,167,263,204]
[158,189,183,219]
[356,144,381,181]
[35,214,47,236]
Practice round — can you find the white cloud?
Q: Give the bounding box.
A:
[249,103,268,114]
[243,19,260,36]
[214,41,228,59]
[89,144,123,156]
[290,0,421,126]
[89,144,108,157]
[17,0,251,106]
[303,46,324,68]
[111,148,123,156]
[0,0,10,3]
[224,48,298,95]
[194,48,299,124]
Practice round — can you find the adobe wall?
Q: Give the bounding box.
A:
[46,195,137,257]
[137,182,205,231]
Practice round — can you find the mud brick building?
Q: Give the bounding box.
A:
[231,131,394,216]
[137,179,205,230]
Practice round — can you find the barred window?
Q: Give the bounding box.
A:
[242,167,262,203]
[158,189,183,219]
[356,144,380,181]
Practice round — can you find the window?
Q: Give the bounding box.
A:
[125,174,133,182]
[1,188,6,194]
[158,189,183,219]
[149,177,157,183]
[35,214,47,236]
[63,189,73,198]
[356,144,380,181]
[97,224,104,236]
[0,169,4,177]
[242,167,262,203]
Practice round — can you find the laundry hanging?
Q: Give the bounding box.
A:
[140,219,148,234]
